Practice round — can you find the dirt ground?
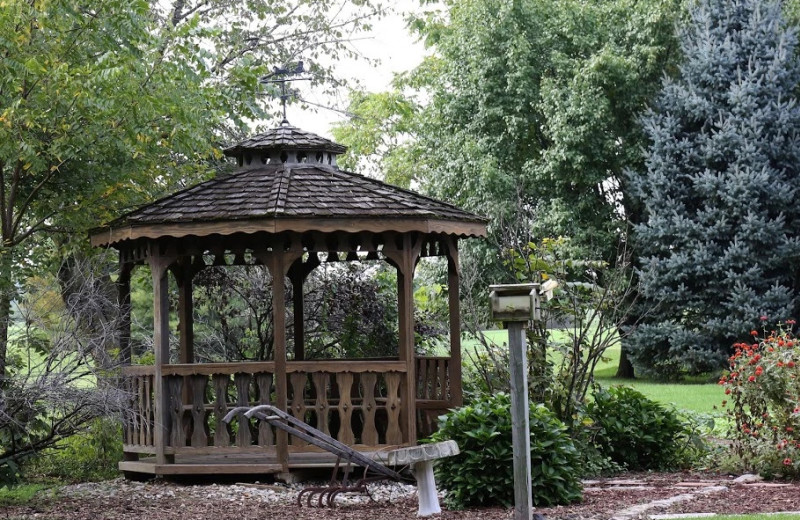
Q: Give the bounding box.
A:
[2,472,799,519]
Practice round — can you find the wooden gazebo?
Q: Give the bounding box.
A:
[90,124,486,477]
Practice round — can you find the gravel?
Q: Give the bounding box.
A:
[2,472,800,520]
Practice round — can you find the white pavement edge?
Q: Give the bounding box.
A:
[609,485,729,520]
[651,513,800,519]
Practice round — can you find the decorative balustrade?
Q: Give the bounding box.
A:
[285,361,406,448]
[121,366,156,452]
[415,356,453,437]
[120,358,450,456]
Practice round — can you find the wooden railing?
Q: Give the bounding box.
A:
[286,361,406,448]
[415,356,453,437]
[121,366,156,451]
[120,360,415,455]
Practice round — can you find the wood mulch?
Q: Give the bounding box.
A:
[2,472,799,519]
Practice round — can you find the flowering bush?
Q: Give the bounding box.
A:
[720,318,800,477]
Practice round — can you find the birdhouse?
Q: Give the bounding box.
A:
[489,283,541,323]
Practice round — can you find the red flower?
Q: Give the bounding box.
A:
[789,361,796,368]
[725,388,732,395]
[784,458,793,466]
[761,315,769,321]
[788,319,797,325]
[755,366,764,376]
[751,330,759,336]
[749,375,756,382]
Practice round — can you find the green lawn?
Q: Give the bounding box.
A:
[461,330,724,414]
[681,514,800,520]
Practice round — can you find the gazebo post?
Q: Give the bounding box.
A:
[117,261,133,366]
[387,235,422,445]
[262,247,303,472]
[118,260,138,462]
[446,238,463,408]
[175,262,195,364]
[148,245,176,466]
[271,254,289,471]
[290,269,305,361]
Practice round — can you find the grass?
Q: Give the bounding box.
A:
[594,345,723,415]
[681,513,800,520]
[0,483,53,506]
[462,329,725,414]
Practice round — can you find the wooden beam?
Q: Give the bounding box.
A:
[290,269,305,361]
[446,237,463,407]
[257,247,303,471]
[174,263,195,365]
[385,234,422,445]
[147,245,176,466]
[118,261,137,462]
[91,218,487,247]
[287,253,319,362]
[117,262,133,366]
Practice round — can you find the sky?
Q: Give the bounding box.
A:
[286,1,427,138]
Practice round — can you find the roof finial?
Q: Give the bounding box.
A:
[260,61,310,125]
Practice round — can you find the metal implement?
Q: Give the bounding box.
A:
[222,404,410,506]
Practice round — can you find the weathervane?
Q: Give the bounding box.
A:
[259,61,312,125]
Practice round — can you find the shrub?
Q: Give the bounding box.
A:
[721,322,800,477]
[587,385,698,470]
[428,392,582,509]
[27,418,122,483]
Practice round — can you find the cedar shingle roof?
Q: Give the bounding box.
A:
[223,125,347,156]
[90,126,486,246]
[118,164,484,225]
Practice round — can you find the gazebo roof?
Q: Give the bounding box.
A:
[91,127,486,247]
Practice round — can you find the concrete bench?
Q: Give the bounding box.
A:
[387,440,460,517]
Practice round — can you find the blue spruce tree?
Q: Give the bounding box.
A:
[628,0,800,377]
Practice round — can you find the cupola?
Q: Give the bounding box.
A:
[223,122,347,169]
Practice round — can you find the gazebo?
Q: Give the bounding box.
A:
[90,124,486,477]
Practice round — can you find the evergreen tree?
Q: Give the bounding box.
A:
[629,0,800,377]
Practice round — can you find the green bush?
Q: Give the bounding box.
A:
[587,385,699,470]
[428,392,582,509]
[27,417,122,483]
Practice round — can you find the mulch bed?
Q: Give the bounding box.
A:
[2,472,799,519]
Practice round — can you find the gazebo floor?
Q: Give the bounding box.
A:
[119,449,397,477]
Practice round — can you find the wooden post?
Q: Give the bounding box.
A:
[176,264,195,364]
[272,254,289,470]
[259,247,302,471]
[446,238,462,407]
[118,261,137,462]
[148,246,175,466]
[290,269,304,361]
[387,235,421,446]
[117,262,133,366]
[508,322,532,520]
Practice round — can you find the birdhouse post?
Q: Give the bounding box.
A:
[489,283,542,520]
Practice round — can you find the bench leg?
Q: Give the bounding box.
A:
[414,460,441,517]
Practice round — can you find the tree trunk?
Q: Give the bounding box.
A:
[615,343,635,379]
[0,247,13,383]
